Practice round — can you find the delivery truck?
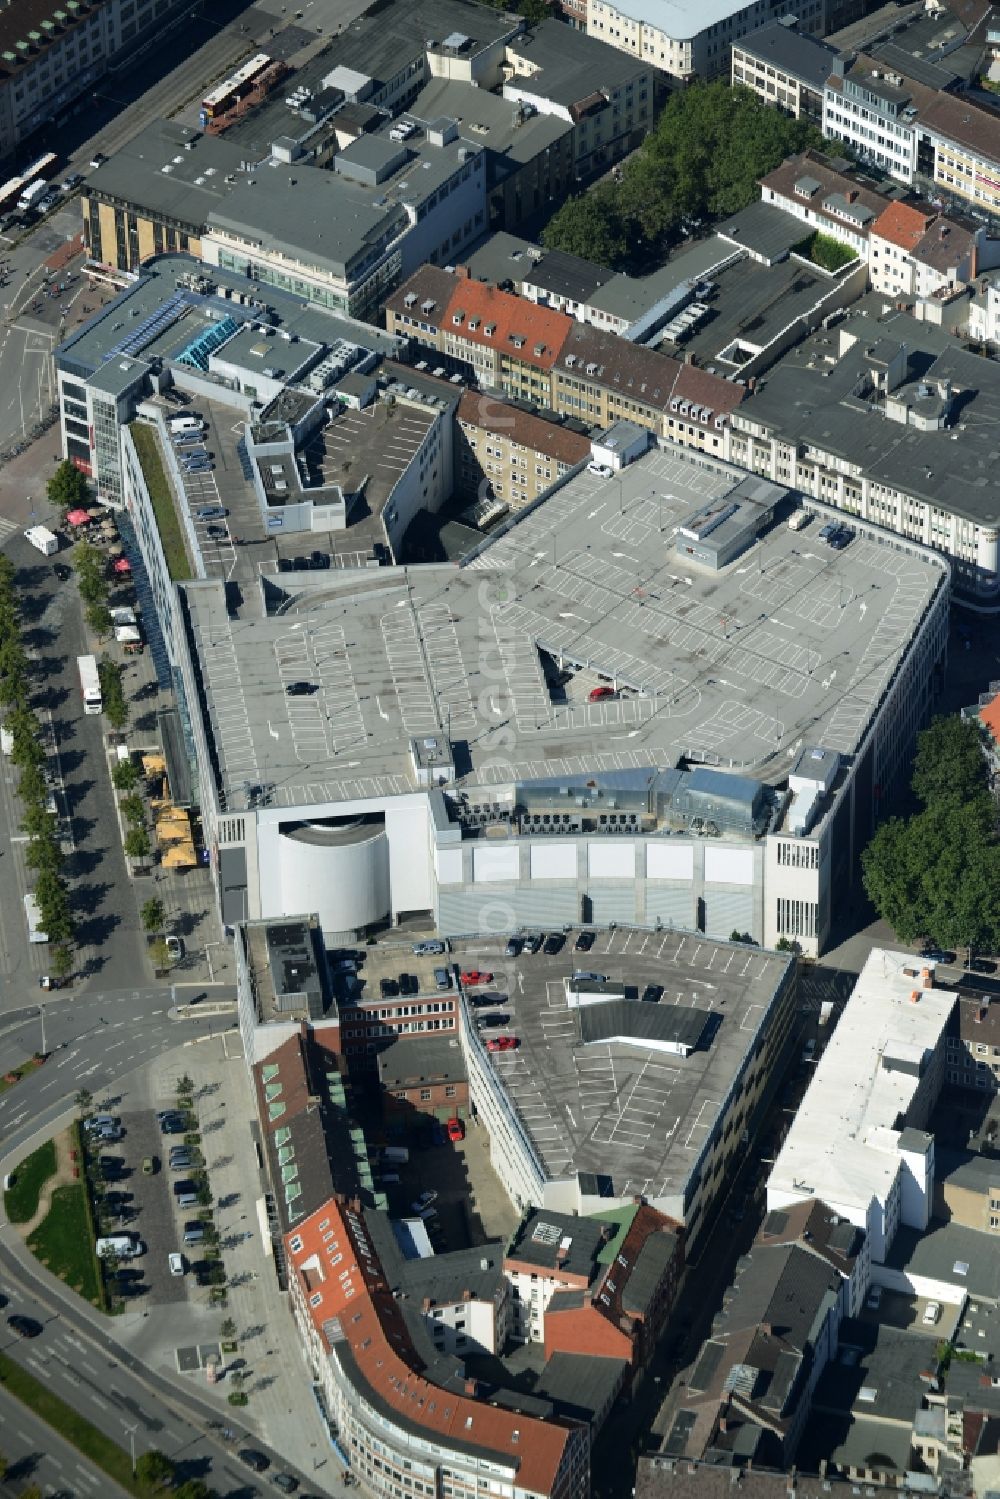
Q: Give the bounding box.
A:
[24,525,58,555]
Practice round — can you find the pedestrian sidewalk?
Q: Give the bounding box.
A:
[114,1033,340,1491]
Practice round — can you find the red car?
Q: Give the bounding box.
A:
[487,1036,518,1052]
[446,1117,465,1142]
[460,970,493,986]
[589,685,615,702]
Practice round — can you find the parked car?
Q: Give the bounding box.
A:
[413,940,445,955]
[476,1012,510,1029]
[574,931,595,952]
[467,993,500,1009]
[641,984,663,1003]
[398,973,417,995]
[589,685,615,702]
[922,1300,941,1325]
[460,970,493,987]
[169,1153,193,1171]
[523,933,543,954]
[486,1035,518,1052]
[818,521,839,541]
[543,934,564,955]
[801,1038,816,1064]
[285,681,317,696]
[866,1285,883,1311]
[411,1191,438,1213]
[89,151,108,169]
[240,1449,270,1473]
[195,505,226,520]
[168,1252,186,1277]
[587,462,612,478]
[446,1117,465,1142]
[85,1114,120,1134]
[165,935,184,962]
[53,562,72,582]
[504,937,522,958]
[273,1475,299,1494]
[921,946,955,964]
[61,172,84,191]
[206,525,227,540]
[380,978,399,998]
[142,1156,156,1175]
[434,967,451,989]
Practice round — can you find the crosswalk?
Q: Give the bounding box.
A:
[0,515,21,544]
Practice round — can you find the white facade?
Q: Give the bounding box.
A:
[586,0,825,81]
[767,949,955,1265]
[968,276,1000,347]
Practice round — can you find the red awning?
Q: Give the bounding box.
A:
[66,508,90,526]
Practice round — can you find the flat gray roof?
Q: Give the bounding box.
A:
[886,1219,1000,1301]
[468,926,792,1201]
[56,253,401,381]
[83,118,250,228]
[180,444,947,810]
[740,293,1000,525]
[733,20,839,89]
[408,76,571,168]
[714,201,815,265]
[506,17,650,100]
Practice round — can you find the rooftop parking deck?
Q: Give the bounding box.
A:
[180,444,948,812]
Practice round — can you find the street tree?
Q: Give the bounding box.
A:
[85,601,114,640]
[135,1449,176,1491]
[47,459,89,512]
[112,759,139,792]
[141,897,166,933]
[911,713,988,808]
[51,942,74,982]
[75,1086,93,1116]
[121,793,146,827]
[124,827,151,860]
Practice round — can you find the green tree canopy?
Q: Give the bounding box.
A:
[542,80,824,271]
[911,713,988,808]
[47,459,89,512]
[141,897,166,932]
[135,1449,176,1490]
[124,826,151,860]
[112,759,139,791]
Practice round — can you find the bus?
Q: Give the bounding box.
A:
[0,150,57,218]
[201,53,271,119]
[25,892,48,944]
[78,653,102,714]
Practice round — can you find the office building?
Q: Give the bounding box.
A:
[455,389,591,515]
[585,0,827,84]
[731,20,840,121]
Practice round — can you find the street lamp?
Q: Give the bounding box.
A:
[123,1420,138,1475]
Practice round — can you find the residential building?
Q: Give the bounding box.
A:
[502,20,655,177]
[968,272,1000,349]
[728,294,1000,599]
[868,199,981,299]
[822,51,1000,216]
[636,1461,903,1499]
[455,389,591,513]
[758,149,896,262]
[585,0,828,84]
[285,1197,591,1499]
[405,76,575,233]
[946,994,1000,1099]
[767,949,955,1263]
[663,1233,854,1465]
[377,1033,469,1128]
[933,1148,1000,1233]
[0,0,193,158]
[731,20,840,122]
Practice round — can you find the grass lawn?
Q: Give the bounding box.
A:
[27,1182,104,1308]
[128,421,193,581]
[3,1138,56,1223]
[0,1349,142,1495]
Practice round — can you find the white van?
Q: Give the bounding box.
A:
[96,1234,142,1259]
[787,510,809,532]
[169,416,203,437]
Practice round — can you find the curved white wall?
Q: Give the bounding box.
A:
[277,825,390,932]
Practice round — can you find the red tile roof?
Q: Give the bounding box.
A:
[287,1199,580,1494]
[443,278,574,371]
[980,691,1000,746]
[872,201,934,253]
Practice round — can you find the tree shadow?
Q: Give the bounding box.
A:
[70,879,113,917]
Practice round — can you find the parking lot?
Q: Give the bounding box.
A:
[373,1116,517,1253]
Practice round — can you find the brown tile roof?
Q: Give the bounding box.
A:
[554,323,743,427]
[443,276,574,371]
[872,200,934,253]
[637,1457,903,1499]
[673,362,744,419]
[287,1199,580,1493]
[759,148,892,238]
[959,994,1000,1044]
[383,265,458,326]
[457,390,591,465]
[914,215,977,274]
[920,87,1000,162]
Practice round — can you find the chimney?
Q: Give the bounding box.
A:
[845,188,857,203]
[454,264,471,280]
[910,989,921,1003]
[922,965,934,988]
[464,1378,478,1396]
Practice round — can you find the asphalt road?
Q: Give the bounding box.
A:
[0,1378,131,1498]
[0,1244,296,1499]
[0,529,153,997]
